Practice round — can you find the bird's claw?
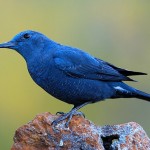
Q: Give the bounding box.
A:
[56,111,85,117]
[51,120,57,127]
[52,111,85,128]
[56,111,65,115]
[52,112,70,127]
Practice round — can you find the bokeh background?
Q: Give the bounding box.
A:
[0,1,150,149]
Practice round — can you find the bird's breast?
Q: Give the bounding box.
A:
[27,63,80,103]
[27,61,114,105]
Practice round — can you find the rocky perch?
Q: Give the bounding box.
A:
[11,112,150,150]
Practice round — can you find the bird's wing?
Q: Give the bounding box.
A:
[53,48,135,81]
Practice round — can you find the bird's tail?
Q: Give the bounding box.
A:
[112,83,150,102]
[133,89,150,102]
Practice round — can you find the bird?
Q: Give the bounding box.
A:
[0,30,149,127]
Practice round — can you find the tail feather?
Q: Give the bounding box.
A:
[113,83,150,102]
[134,89,150,102]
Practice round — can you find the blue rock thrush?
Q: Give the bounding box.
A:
[0,30,149,127]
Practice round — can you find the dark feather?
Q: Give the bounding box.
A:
[54,49,138,82]
[106,62,147,76]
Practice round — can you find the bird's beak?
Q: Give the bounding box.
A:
[0,41,15,49]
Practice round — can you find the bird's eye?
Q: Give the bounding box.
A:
[23,33,30,39]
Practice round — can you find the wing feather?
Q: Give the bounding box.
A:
[54,48,134,81]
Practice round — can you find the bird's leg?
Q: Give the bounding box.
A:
[52,101,92,127]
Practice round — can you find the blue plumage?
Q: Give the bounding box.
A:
[0,30,149,127]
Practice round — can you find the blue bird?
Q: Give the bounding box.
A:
[0,30,149,127]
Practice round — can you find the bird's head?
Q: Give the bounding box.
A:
[0,30,52,60]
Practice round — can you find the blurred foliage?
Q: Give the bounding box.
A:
[0,1,150,149]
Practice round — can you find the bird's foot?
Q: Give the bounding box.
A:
[52,111,85,128]
[52,102,91,127]
[56,111,85,117]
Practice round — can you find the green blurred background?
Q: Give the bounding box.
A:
[0,0,150,149]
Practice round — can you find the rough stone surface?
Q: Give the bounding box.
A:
[11,112,150,150]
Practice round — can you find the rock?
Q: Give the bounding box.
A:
[11,112,150,150]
